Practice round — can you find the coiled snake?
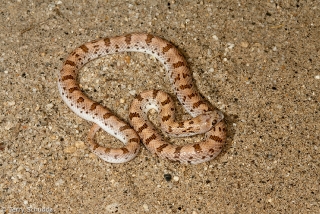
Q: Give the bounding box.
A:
[58,33,226,164]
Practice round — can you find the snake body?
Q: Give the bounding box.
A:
[58,33,226,164]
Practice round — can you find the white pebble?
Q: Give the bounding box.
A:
[129,90,136,95]
[55,179,65,186]
[7,101,15,106]
[75,141,86,149]
[143,204,149,211]
[106,203,119,213]
[227,42,235,49]
[4,122,14,130]
[63,146,76,154]
[240,41,249,48]
[173,176,179,181]
[46,103,54,109]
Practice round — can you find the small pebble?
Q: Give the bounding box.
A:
[142,204,149,212]
[75,141,86,149]
[55,179,65,186]
[106,203,119,213]
[212,35,219,41]
[46,103,54,110]
[129,90,136,95]
[164,174,172,181]
[63,146,76,154]
[227,42,235,49]
[240,41,249,48]
[7,101,15,106]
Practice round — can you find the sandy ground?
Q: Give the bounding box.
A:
[0,0,319,213]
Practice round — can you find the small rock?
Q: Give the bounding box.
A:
[55,179,65,186]
[129,90,136,95]
[63,146,76,153]
[143,204,149,212]
[240,41,249,48]
[75,141,86,149]
[46,103,54,110]
[7,101,15,106]
[106,203,119,213]
[164,174,172,181]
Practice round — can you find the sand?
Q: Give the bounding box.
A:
[0,0,319,213]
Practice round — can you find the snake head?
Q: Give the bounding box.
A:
[192,110,224,134]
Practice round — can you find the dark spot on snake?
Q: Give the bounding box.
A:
[145,133,157,145]
[173,146,182,158]
[145,34,155,44]
[65,60,76,67]
[121,148,129,154]
[193,101,205,108]
[119,125,131,131]
[177,122,184,128]
[162,43,173,53]
[135,94,143,101]
[90,102,99,111]
[77,97,84,103]
[125,34,132,45]
[209,135,223,143]
[68,87,79,93]
[182,73,190,78]
[129,112,140,120]
[156,143,169,152]
[180,84,192,90]
[162,115,171,122]
[209,148,215,153]
[161,97,171,106]
[137,123,148,133]
[152,90,159,99]
[103,112,113,119]
[173,61,185,68]
[79,45,89,53]
[193,144,202,153]
[188,93,196,99]
[104,38,111,47]
[61,75,74,81]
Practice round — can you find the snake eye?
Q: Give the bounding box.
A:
[212,119,217,125]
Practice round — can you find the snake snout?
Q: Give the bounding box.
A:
[208,110,224,127]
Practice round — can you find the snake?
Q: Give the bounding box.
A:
[58,33,227,164]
